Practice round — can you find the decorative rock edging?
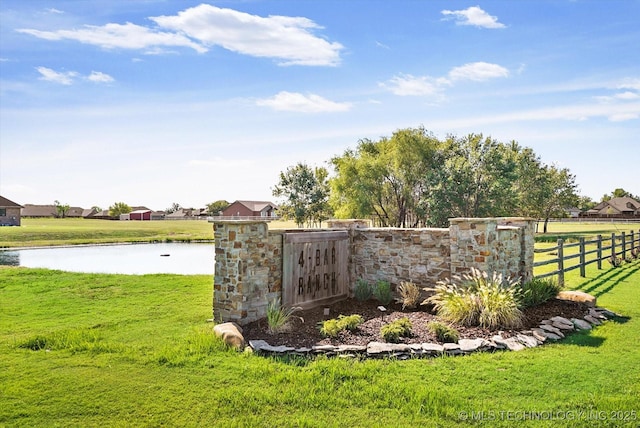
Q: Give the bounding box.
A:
[243,306,620,360]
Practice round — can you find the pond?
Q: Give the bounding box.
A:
[0,243,214,275]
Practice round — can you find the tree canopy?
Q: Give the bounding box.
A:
[109,202,132,217]
[273,162,331,227]
[206,200,230,216]
[328,127,581,228]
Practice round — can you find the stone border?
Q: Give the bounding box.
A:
[242,306,619,360]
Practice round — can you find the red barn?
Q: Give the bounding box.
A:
[129,209,152,220]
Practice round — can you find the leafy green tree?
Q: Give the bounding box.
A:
[207,200,230,216]
[53,200,70,218]
[603,188,639,201]
[330,127,441,227]
[424,134,517,226]
[273,163,332,227]
[577,195,596,212]
[536,165,579,233]
[109,202,132,218]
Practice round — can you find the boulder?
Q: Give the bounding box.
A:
[556,290,596,307]
[213,322,245,350]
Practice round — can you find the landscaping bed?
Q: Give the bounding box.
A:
[242,297,591,349]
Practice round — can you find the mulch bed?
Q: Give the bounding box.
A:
[241,298,591,349]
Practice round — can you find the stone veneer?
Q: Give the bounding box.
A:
[213,220,283,325]
[212,217,535,325]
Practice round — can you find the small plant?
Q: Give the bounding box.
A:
[319,314,363,337]
[338,314,364,331]
[519,277,562,308]
[424,268,523,329]
[266,298,300,334]
[373,279,393,305]
[608,256,623,268]
[396,280,421,309]
[354,279,373,302]
[426,321,459,343]
[319,318,341,337]
[380,317,412,343]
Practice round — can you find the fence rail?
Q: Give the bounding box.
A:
[534,230,640,286]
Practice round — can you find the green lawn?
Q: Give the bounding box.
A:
[1,261,639,427]
[1,219,639,426]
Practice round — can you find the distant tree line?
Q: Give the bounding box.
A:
[272,127,623,233]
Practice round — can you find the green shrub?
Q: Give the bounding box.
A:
[338,314,364,331]
[396,280,421,309]
[373,279,393,305]
[380,317,412,343]
[519,277,561,308]
[426,321,459,343]
[354,279,373,302]
[266,298,299,334]
[424,268,523,329]
[319,314,364,337]
[319,319,341,337]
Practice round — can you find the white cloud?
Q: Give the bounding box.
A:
[36,66,77,85]
[256,91,351,112]
[380,62,508,96]
[36,67,115,85]
[378,74,446,96]
[151,4,343,66]
[45,8,64,14]
[441,6,506,29]
[448,62,510,82]
[18,22,207,53]
[87,71,114,83]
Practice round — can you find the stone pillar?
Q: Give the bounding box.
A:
[449,217,534,283]
[212,220,283,326]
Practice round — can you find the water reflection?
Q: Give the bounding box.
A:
[0,243,213,275]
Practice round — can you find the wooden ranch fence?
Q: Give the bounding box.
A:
[534,231,640,286]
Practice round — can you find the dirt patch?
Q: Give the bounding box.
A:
[241,298,591,349]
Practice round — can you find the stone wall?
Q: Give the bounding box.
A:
[212,217,535,325]
[351,227,451,287]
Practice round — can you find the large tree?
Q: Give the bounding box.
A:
[206,200,230,216]
[273,163,332,227]
[53,200,70,218]
[330,127,441,227]
[423,134,518,226]
[109,202,132,218]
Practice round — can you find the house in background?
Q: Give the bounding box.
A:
[0,196,23,226]
[565,207,582,218]
[21,204,84,218]
[221,200,278,218]
[583,197,640,217]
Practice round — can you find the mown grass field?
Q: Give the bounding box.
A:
[0,218,305,248]
[1,220,639,426]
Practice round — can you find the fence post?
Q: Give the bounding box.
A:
[611,232,616,262]
[597,235,602,270]
[557,238,564,287]
[621,231,626,260]
[579,237,586,277]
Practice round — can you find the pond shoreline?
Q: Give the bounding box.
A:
[0,240,215,251]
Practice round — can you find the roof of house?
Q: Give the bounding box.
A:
[21,204,85,217]
[592,197,640,213]
[233,200,278,212]
[0,196,23,208]
[130,209,152,214]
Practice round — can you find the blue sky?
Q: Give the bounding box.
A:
[1,1,639,211]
